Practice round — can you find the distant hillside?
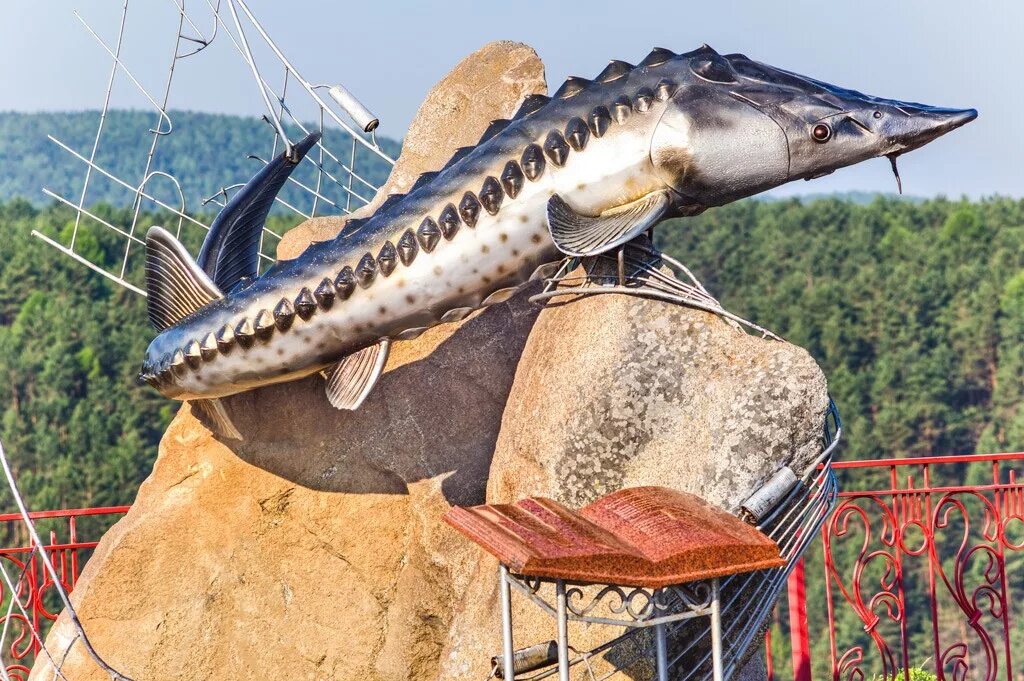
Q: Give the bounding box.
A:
[762,190,926,205]
[0,110,933,214]
[0,110,401,212]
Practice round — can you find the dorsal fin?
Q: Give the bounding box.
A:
[197,131,320,292]
[478,118,511,144]
[512,94,550,119]
[145,226,223,331]
[410,171,439,193]
[554,77,591,99]
[376,193,408,213]
[441,146,475,171]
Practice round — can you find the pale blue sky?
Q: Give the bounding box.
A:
[2,0,1020,198]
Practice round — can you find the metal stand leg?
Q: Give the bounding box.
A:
[500,565,515,681]
[555,580,570,681]
[710,578,724,681]
[655,622,669,681]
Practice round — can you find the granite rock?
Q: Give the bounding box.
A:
[437,293,828,680]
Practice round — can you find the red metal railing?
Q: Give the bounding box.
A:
[1,454,1021,681]
[773,453,1024,681]
[0,506,129,680]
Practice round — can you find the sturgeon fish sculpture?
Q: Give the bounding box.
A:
[139,45,975,438]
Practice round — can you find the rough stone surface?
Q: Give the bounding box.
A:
[437,294,828,681]
[32,40,547,681]
[277,40,546,260]
[33,41,828,681]
[488,295,828,510]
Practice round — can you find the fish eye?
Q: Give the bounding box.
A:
[873,110,883,119]
[811,123,832,143]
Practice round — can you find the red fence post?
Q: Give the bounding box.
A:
[788,557,811,681]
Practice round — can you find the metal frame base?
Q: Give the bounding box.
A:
[498,568,724,681]
[528,237,781,342]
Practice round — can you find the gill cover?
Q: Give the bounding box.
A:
[651,55,789,207]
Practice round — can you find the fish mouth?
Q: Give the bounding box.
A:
[883,106,976,194]
[890,106,977,154]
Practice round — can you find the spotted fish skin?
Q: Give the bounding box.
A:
[140,44,976,401]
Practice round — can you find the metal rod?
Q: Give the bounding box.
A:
[47,136,208,230]
[31,231,148,296]
[0,437,133,680]
[710,580,723,681]
[228,0,395,164]
[347,136,357,212]
[70,0,129,250]
[225,0,292,157]
[500,565,516,681]
[556,580,570,681]
[656,623,669,681]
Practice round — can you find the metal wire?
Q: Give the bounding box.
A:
[0,438,130,680]
[37,0,394,294]
[529,242,783,342]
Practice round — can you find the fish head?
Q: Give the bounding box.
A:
[651,45,976,206]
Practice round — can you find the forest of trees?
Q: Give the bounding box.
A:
[7,194,1018,501]
[655,198,1024,677]
[0,110,400,211]
[0,110,1021,679]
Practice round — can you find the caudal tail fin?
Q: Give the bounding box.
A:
[144,131,321,331]
[144,226,223,331]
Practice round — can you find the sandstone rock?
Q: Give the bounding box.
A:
[34,40,829,681]
[437,294,828,680]
[33,40,546,681]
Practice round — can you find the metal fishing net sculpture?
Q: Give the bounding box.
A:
[35,0,394,296]
[464,405,841,681]
[10,0,393,678]
[529,235,780,341]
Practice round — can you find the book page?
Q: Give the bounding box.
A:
[580,487,741,563]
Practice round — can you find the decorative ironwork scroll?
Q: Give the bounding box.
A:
[0,507,128,680]
[823,454,1024,681]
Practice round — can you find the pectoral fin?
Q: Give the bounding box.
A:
[324,339,391,410]
[192,398,243,441]
[545,190,671,257]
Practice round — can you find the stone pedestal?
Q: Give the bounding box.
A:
[33,42,827,681]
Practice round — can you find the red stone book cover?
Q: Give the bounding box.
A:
[444,486,784,588]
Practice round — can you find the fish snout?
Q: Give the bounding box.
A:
[879,104,977,154]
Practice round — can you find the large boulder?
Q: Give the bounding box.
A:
[34,41,828,681]
[277,40,546,259]
[437,294,828,680]
[32,40,547,681]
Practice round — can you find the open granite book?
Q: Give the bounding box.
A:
[444,486,784,588]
